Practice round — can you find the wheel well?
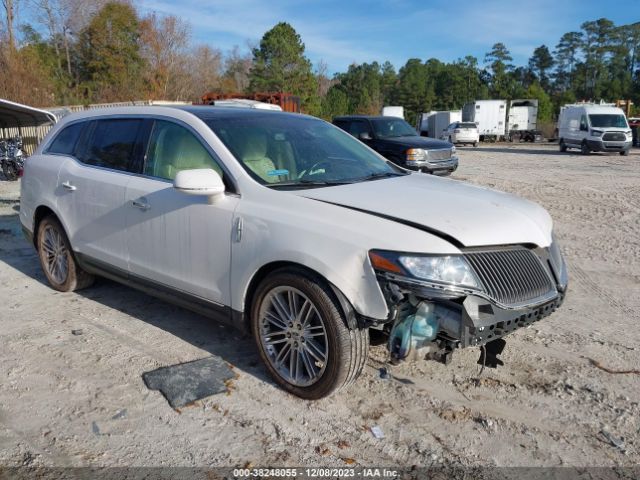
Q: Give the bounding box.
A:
[242,261,356,330]
[33,206,57,248]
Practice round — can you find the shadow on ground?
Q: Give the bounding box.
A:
[0,211,273,388]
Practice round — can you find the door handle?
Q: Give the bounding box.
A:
[132,199,150,211]
[61,181,76,191]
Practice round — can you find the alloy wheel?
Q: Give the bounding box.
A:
[258,286,328,387]
[40,224,69,284]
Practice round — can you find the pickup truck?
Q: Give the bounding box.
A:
[333,115,458,175]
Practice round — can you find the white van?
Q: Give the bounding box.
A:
[558,104,632,155]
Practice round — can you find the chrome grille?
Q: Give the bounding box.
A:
[427,148,452,162]
[465,248,555,306]
[602,132,626,141]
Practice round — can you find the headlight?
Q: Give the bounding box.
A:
[406,148,427,162]
[369,250,481,290]
[590,129,604,137]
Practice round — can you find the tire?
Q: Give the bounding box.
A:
[2,162,19,181]
[620,150,629,156]
[559,139,567,152]
[37,215,94,292]
[250,267,369,399]
[473,141,478,148]
[580,141,590,155]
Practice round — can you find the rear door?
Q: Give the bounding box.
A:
[124,119,239,304]
[56,117,147,271]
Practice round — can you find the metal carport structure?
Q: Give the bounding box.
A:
[0,98,57,154]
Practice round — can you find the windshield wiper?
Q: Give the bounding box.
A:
[266,179,350,189]
[350,171,408,183]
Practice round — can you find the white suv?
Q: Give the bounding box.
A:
[20,107,568,399]
[441,122,480,147]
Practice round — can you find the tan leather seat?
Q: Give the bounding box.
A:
[237,130,277,182]
[153,124,221,180]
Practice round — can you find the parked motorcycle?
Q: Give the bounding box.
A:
[0,136,25,181]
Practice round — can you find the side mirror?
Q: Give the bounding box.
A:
[358,132,372,140]
[174,168,225,202]
[580,124,588,132]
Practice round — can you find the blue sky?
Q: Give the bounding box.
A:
[141,1,635,73]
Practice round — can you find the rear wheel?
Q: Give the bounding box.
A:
[251,268,369,399]
[473,141,478,147]
[37,215,94,292]
[580,141,590,155]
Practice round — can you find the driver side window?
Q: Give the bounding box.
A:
[144,120,223,181]
[579,115,588,131]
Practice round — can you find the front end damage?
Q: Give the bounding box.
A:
[367,243,568,367]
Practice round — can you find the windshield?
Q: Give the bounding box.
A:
[370,118,418,138]
[589,114,628,128]
[206,115,404,188]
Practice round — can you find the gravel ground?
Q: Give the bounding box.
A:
[0,144,639,470]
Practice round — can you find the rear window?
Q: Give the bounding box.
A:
[79,119,144,172]
[459,123,477,129]
[47,123,84,155]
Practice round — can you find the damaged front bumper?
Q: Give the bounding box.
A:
[371,245,568,364]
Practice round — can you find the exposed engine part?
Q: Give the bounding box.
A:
[388,298,463,363]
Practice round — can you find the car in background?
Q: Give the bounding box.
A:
[333,115,458,175]
[440,122,479,147]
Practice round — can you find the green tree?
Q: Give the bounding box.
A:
[528,45,554,90]
[249,22,318,114]
[524,82,553,122]
[78,2,145,102]
[320,86,348,120]
[553,31,583,92]
[484,42,514,98]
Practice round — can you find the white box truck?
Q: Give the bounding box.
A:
[462,100,507,140]
[558,104,632,155]
[415,111,436,136]
[507,99,539,141]
[429,111,462,141]
[415,111,461,138]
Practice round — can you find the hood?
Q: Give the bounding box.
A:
[295,174,553,248]
[377,135,452,150]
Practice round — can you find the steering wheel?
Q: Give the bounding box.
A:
[298,160,333,180]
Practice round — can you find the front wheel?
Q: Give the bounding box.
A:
[251,268,369,399]
[580,141,590,155]
[620,150,629,156]
[37,216,94,292]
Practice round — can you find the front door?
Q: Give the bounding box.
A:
[124,119,239,304]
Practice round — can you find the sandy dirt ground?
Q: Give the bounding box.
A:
[0,144,639,470]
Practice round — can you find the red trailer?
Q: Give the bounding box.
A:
[201,92,301,113]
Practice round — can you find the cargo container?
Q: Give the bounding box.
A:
[462,100,507,140]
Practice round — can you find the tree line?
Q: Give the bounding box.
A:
[1,1,638,126]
